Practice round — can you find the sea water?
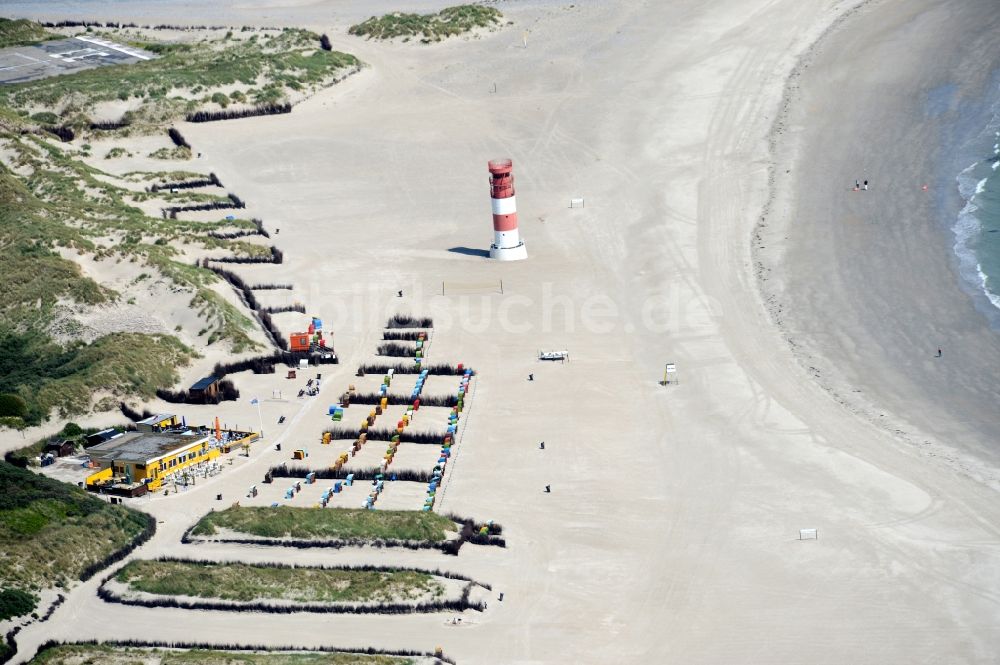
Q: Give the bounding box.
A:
[952,81,1000,321]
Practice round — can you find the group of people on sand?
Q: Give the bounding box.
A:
[854,178,870,191]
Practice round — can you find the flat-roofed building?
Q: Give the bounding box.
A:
[85,430,218,493]
[189,376,222,400]
[136,413,181,433]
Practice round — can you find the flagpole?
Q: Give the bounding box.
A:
[254,398,264,438]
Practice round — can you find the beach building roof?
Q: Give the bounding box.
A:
[190,376,220,391]
[87,431,210,464]
[84,428,121,446]
[137,413,176,426]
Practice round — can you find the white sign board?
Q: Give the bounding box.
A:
[570,197,585,208]
[665,363,676,373]
[799,528,818,540]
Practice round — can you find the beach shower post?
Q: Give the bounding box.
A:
[488,159,528,261]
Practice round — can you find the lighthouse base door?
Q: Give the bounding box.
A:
[490,242,528,261]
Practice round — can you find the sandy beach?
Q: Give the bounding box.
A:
[759,0,1000,481]
[4,0,1000,662]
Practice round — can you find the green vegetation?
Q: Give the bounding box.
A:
[116,559,442,603]
[349,5,502,42]
[0,18,56,49]
[29,111,59,126]
[0,462,150,613]
[60,422,83,437]
[0,27,364,424]
[0,330,194,425]
[149,145,191,160]
[0,28,359,129]
[191,506,457,542]
[0,393,28,418]
[0,587,37,621]
[0,141,221,422]
[30,644,417,665]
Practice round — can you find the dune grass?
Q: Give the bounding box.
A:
[0,18,57,48]
[29,644,419,664]
[349,5,502,43]
[0,28,359,128]
[191,506,456,542]
[0,462,150,607]
[115,560,442,604]
[0,134,260,351]
[0,27,365,423]
[0,329,195,425]
[0,25,365,426]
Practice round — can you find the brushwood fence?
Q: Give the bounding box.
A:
[358,362,470,376]
[268,465,432,483]
[376,342,415,357]
[97,567,487,615]
[182,514,504,555]
[322,427,446,445]
[186,103,292,123]
[163,193,245,219]
[262,304,305,314]
[210,351,337,379]
[386,314,433,328]
[30,640,453,665]
[43,125,74,142]
[79,513,156,581]
[167,127,190,149]
[207,218,270,240]
[201,264,284,348]
[208,245,283,264]
[249,282,292,290]
[89,120,130,131]
[1,627,19,664]
[382,330,426,341]
[150,172,222,192]
[156,380,240,404]
[119,402,154,422]
[347,392,457,407]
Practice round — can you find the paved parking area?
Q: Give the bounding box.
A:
[0,36,155,85]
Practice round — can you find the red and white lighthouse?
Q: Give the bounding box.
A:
[488,159,527,261]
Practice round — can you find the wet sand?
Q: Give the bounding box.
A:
[758,0,1000,483]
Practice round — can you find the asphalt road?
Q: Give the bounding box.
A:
[0,36,154,85]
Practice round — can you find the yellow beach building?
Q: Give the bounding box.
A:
[85,430,220,494]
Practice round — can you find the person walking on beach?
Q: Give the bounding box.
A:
[863,179,869,191]
[855,179,860,191]
[937,348,942,357]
